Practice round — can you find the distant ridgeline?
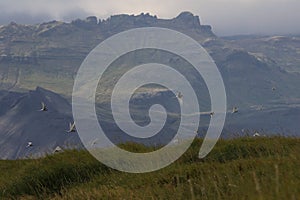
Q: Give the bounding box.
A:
[72,12,213,35]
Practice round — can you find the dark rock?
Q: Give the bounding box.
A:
[71,16,99,29]
[175,11,201,28]
[86,16,98,25]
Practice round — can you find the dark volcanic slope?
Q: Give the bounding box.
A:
[0,87,81,159]
[0,86,299,160]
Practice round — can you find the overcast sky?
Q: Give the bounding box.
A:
[0,0,299,36]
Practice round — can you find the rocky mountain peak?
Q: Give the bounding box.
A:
[175,11,201,27]
[86,16,98,24]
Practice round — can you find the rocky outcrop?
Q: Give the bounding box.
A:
[71,16,99,29]
[175,11,201,28]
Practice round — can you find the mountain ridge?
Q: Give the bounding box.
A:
[0,12,299,157]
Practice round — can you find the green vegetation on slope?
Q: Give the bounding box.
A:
[0,137,299,199]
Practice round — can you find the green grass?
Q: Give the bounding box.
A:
[0,137,299,199]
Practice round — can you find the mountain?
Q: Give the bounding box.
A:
[0,87,81,159]
[0,12,299,105]
[0,12,299,157]
[0,12,214,95]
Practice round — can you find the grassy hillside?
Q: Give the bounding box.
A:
[0,137,299,199]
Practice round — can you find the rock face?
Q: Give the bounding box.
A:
[0,12,215,96]
[97,12,214,37]
[0,87,82,159]
[69,12,214,35]
[71,16,99,29]
[175,11,202,28]
[86,16,98,25]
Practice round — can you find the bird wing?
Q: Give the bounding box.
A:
[41,102,46,110]
[70,122,75,130]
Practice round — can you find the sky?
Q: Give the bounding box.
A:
[0,0,299,36]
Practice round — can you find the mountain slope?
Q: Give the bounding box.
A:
[0,87,81,159]
[223,35,300,73]
[0,12,214,95]
[0,12,299,146]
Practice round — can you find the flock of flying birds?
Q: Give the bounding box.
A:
[175,86,278,137]
[175,91,239,117]
[26,87,277,150]
[26,102,76,149]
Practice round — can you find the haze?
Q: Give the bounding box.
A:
[0,0,299,36]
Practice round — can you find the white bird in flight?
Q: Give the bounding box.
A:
[26,142,33,148]
[253,132,261,137]
[66,122,76,133]
[39,102,47,111]
[53,146,63,153]
[91,138,99,146]
[232,107,238,114]
[176,92,183,99]
[176,92,183,106]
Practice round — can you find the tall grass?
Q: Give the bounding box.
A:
[0,137,299,199]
